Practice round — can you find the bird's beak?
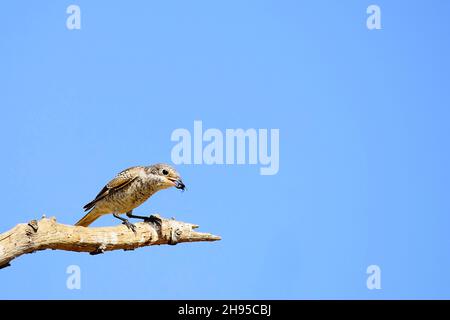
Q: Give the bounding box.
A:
[168,177,186,191]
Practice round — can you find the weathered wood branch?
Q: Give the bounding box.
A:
[0,214,221,269]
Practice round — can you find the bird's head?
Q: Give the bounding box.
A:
[147,163,186,191]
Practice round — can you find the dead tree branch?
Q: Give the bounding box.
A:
[0,214,221,269]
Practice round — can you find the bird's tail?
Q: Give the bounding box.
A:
[75,209,102,227]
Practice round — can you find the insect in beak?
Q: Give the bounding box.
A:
[175,179,186,191]
[168,177,186,191]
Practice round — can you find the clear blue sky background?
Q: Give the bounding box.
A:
[1,0,449,299]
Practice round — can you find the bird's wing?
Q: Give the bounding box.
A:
[83,166,143,211]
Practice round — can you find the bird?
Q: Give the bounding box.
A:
[75,163,185,231]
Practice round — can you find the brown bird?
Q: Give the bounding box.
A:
[75,163,185,231]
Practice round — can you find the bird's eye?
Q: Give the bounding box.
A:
[162,169,169,175]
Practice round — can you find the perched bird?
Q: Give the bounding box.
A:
[75,163,185,231]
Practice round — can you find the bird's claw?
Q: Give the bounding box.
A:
[122,220,137,233]
[144,214,162,229]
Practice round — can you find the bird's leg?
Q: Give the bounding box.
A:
[126,210,148,220]
[126,211,162,229]
[113,213,137,233]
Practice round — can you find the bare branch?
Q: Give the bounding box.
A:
[0,214,221,268]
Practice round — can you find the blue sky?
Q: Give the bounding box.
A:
[1,0,450,299]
